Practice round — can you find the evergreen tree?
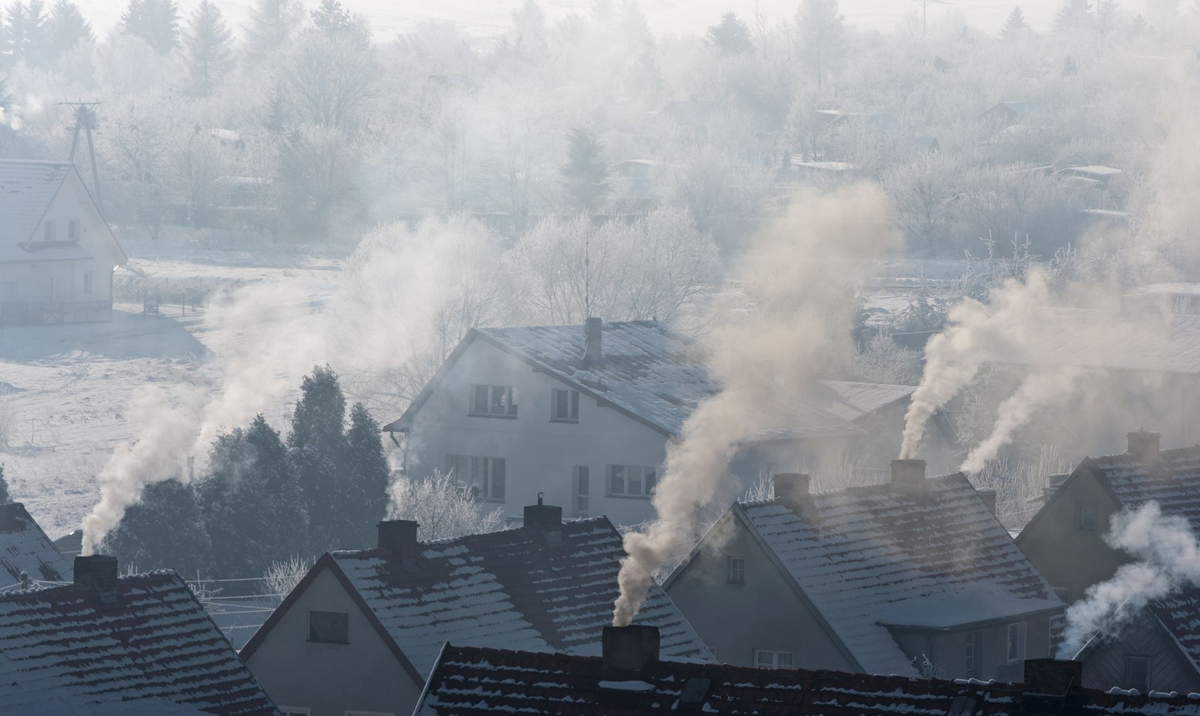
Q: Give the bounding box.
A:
[1094,0,1119,35]
[1055,0,1093,34]
[242,0,303,66]
[5,4,28,65]
[0,464,9,505]
[102,480,213,577]
[185,0,233,96]
[18,1,50,68]
[560,127,608,214]
[796,0,845,88]
[122,0,179,55]
[999,6,1031,40]
[342,403,390,549]
[47,0,92,59]
[310,0,369,46]
[707,11,753,55]
[289,366,350,549]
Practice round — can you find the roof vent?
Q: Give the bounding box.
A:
[377,520,421,563]
[679,677,712,708]
[976,487,997,515]
[524,493,563,542]
[891,459,927,492]
[583,317,603,367]
[773,473,811,506]
[602,625,660,677]
[74,554,118,605]
[1127,429,1160,467]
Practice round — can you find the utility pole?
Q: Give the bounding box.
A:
[60,100,104,215]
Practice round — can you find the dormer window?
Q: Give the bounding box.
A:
[470,384,518,418]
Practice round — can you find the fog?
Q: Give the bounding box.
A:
[5,0,1200,689]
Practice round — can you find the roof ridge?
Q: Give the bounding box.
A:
[743,470,965,504]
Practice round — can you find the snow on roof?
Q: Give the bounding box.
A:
[1058,165,1124,178]
[878,589,1064,630]
[1084,445,1200,532]
[0,502,73,587]
[736,474,1061,676]
[816,380,916,422]
[414,642,1188,716]
[391,321,864,440]
[0,159,71,257]
[1137,283,1200,297]
[1149,588,1200,673]
[328,517,712,678]
[0,570,277,714]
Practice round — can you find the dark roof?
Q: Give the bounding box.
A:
[0,570,278,714]
[415,643,1191,716]
[242,517,711,679]
[0,502,73,588]
[668,473,1062,676]
[385,321,864,440]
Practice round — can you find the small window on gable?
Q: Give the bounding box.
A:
[727,556,745,584]
[551,388,579,422]
[469,384,518,417]
[607,465,657,498]
[68,219,78,241]
[1006,621,1026,664]
[43,220,56,242]
[1078,502,1098,532]
[1124,655,1150,693]
[308,610,349,644]
[754,649,794,670]
[965,630,983,676]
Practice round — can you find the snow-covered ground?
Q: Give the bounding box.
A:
[0,254,340,539]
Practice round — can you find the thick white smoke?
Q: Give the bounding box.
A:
[1058,501,1200,659]
[613,183,901,626]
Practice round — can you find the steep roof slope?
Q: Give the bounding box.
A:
[415,643,1181,716]
[0,502,73,587]
[0,570,278,714]
[735,474,1061,676]
[1084,446,1200,529]
[0,159,70,250]
[816,380,916,422]
[323,517,711,678]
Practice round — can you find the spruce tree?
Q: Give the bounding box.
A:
[103,480,213,577]
[5,4,27,65]
[310,0,369,47]
[343,403,390,549]
[797,0,845,89]
[242,0,303,66]
[560,128,608,214]
[1000,6,1031,40]
[0,464,9,505]
[17,1,49,68]
[122,0,179,55]
[1055,0,1093,34]
[47,0,92,59]
[289,366,349,550]
[707,11,753,55]
[185,0,233,96]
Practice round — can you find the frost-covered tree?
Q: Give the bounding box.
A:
[707,11,753,55]
[559,127,608,214]
[46,0,91,59]
[796,0,845,88]
[389,472,505,542]
[0,464,9,505]
[1055,0,1093,34]
[342,403,390,550]
[277,124,361,238]
[999,6,1031,40]
[242,0,303,66]
[103,479,213,577]
[261,555,309,602]
[283,33,375,130]
[310,0,369,47]
[289,366,351,550]
[1094,0,1119,36]
[121,0,179,55]
[184,0,233,97]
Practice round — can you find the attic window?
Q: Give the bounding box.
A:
[470,384,518,418]
[308,610,349,644]
[727,556,745,584]
[1124,656,1150,693]
[1077,502,1097,532]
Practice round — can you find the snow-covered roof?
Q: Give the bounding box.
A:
[1137,283,1200,297]
[0,570,277,714]
[730,474,1061,676]
[0,159,71,257]
[388,321,864,440]
[1076,445,1200,532]
[414,641,1188,716]
[816,380,916,422]
[245,517,712,680]
[983,101,1037,117]
[0,502,72,589]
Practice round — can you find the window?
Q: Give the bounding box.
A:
[1006,621,1027,664]
[1078,502,1098,532]
[308,610,349,644]
[607,464,657,498]
[727,556,745,584]
[83,271,93,295]
[1124,656,1150,693]
[572,466,589,516]
[446,455,506,501]
[754,649,794,670]
[279,709,310,716]
[43,220,56,242]
[68,220,78,241]
[551,388,580,422]
[469,384,518,418]
[965,631,983,676]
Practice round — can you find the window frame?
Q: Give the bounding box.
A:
[1006,621,1027,665]
[965,630,983,677]
[307,609,350,645]
[753,649,795,670]
[1077,502,1098,532]
[83,271,93,295]
[727,556,745,585]
[446,454,507,502]
[572,465,589,516]
[1124,655,1151,693]
[278,709,311,716]
[43,220,55,242]
[468,383,518,418]
[551,388,580,422]
[606,464,658,499]
[68,219,78,241]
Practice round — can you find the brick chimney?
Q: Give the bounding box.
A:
[1127,429,1160,466]
[602,625,660,677]
[524,493,563,541]
[890,459,927,492]
[74,555,118,605]
[976,487,997,515]
[377,520,421,563]
[773,473,811,507]
[582,317,603,367]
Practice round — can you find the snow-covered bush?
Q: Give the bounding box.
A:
[261,556,311,604]
[388,471,505,542]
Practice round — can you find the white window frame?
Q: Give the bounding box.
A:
[1006,621,1027,664]
[279,709,310,716]
[754,649,794,670]
[1077,502,1098,532]
[43,220,55,242]
[727,556,745,584]
[83,271,93,295]
[551,388,580,422]
[572,465,589,516]
[469,384,518,418]
[68,219,78,241]
[446,454,506,501]
[607,464,657,498]
[965,630,983,676]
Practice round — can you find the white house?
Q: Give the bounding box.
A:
[0,159,126,326]
[384,319,868,527]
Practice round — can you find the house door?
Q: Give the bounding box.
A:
[572,466,589,517]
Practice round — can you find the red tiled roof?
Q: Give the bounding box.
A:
[0,571,278,714]
[415,643,1197,716]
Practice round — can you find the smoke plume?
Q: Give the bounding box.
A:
[613,183,901,625]
[1058,501,1200,659]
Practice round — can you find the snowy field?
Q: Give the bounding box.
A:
[75,0,1162,41]
[0,254,340,539]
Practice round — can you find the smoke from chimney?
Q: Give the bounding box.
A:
[612,184,900,626]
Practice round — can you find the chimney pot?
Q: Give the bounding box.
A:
[976,487,997,515]
[602,625,660,676]
[1128,429,1160,466]
[377,520,421,561]
[890,459,927,492]
[523,497,563,535]
[583,317,603,367]
[773,473,811,506]
[74,555,119,604]
[1023,658,1083,695]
